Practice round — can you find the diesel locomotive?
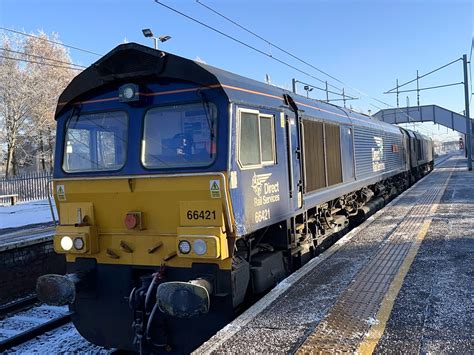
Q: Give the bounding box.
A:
[37,43,433,353]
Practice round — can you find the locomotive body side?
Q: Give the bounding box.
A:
[37,43,434,353]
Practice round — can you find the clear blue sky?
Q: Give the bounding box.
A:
[1,0,472,140]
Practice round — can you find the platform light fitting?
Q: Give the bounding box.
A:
[159,35,171,43]
[142,28,154,38]
[142,28,171,49]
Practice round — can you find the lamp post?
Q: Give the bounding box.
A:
[142,28,171,49]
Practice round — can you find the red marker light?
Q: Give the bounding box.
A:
[125,213,138,229]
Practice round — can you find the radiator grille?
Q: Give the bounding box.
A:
[303,120,326,192]
[325,124,343,186]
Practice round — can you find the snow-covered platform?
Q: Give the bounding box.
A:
[0,199,55,251]
[197,154,473,354]
[0,225,55,252]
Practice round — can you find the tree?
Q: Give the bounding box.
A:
[0,35,32,177]
[0,31,77,176]
[24,32,76,172]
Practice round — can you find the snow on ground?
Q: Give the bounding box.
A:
[0,304,68,341]
[1,301,111,354]
[0,199,56,229]
[7,322,111,354]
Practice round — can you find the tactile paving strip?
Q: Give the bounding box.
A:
[297,169,452,354]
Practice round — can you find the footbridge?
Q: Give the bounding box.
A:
[373,104,472,134]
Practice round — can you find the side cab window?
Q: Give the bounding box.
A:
[238,109,276,168]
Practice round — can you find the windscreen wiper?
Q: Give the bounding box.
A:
[197,90,215,158]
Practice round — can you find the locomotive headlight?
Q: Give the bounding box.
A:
[176,234,220,259]
[119,83,139,102]
[123,86,134,100]
[178,240,191,254]
[193,239,207,256]
[73,237,85,250]
[60,236,73,251]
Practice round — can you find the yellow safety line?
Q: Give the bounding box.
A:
[358,219,432,355]
[358,165,453,355]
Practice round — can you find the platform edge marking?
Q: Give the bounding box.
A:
[358,219,431,355]
[358,164,454,355]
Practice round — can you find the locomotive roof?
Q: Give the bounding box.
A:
[56,43,401,135]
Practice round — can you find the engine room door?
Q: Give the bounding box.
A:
[285,110,303,211]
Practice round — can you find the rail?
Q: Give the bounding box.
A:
[0,312,72,351]
[0,295,38,318]
[434,152,454,167]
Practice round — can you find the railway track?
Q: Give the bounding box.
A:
[0,295,38,317]
[0,296,71,352]
[434,152,455,167]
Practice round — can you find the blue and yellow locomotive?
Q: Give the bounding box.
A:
[37,43,433,353]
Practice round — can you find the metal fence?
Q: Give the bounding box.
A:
[0,172,53,204]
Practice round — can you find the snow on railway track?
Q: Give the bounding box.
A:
[0,298,70,351]
[0,297,109,353]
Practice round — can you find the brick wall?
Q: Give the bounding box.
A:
[0,241,66,303]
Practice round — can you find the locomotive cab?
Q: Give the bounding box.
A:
[37,44,240,353]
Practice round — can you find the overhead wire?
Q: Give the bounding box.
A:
[0,55,83,71]
[1,47,87,68]
[194,0,437,127]
[196,0,422,125]
[380,57,469,129]
[195,0,345,92]
[1,5,432,134]
[153,1,351,95]
[292,79,357,99]
[0,27,102,57]
[386,82,464,94]
[384,57,463,93]
[155,1,432,130]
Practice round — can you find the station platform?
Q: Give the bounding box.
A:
[197,154,473,354]
[0,225,54,252]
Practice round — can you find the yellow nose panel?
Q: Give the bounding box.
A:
[59,202,95,225]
